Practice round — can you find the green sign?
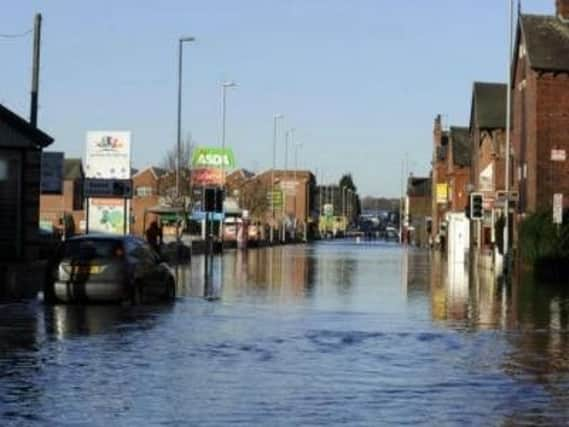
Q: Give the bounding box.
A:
[191,147,236,169]
[267,190,283,208]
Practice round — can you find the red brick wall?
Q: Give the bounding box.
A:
[512,36,538,213]
[450,168,470,212]
[39,179,85,233]
[535,73,569,210]
[131,169,161,236]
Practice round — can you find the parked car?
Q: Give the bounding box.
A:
[44,234,176,304]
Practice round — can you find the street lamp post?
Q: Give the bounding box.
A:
[271,114,284,243]
[176,36,195,199]
[503,0,514,274]
[220,81,237,242]
[221,81,237,182]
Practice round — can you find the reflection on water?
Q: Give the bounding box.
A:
[3,242,569,425]
[405,248,569,424]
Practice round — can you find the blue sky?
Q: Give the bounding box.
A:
[1,0,552,196]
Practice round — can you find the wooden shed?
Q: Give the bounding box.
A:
[0,103,53,298]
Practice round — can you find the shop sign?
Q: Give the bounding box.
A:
[436,183,448,204]
[85,131,131,179]
[191,147,236,169]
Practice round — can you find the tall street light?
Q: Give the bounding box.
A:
[220,81,237,243]
[176,36,195,199]
[221,80,237,182]
[271,113,284,243]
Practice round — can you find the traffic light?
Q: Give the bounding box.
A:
[470,193,484,220]
[204,188,224,213]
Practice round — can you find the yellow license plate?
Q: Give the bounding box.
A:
[73,265,102,274]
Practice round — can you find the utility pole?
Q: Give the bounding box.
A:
[503,0,514,273]
[30,13,41,127]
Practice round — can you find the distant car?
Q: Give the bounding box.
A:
[385,227,400,241]
[44,234,176,304]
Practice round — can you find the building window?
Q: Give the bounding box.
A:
[136,186,153,197]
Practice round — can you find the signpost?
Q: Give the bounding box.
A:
[84,179,133,198]
[85,131,132,235]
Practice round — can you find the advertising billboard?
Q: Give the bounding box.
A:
[40,151,64,194]
[85,131,131,179]
[191,168,224,187]
[191,147,236,169]
[88,198,128,234]
[190,146,235,187]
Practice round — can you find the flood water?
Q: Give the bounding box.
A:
[2,241,569,425]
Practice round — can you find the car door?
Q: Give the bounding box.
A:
[139,241,167,297]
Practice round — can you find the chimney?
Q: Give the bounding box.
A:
[557,0,569,21]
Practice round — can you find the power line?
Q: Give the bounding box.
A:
[0,29,32,39]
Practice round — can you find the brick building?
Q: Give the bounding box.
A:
[131,166,167,235]
[469,82,507,265]
[226,169,316,233]
[39,158,85,234]
[431,114,450,244]
[447,126,471,213]
[512,2,569,214]
[405,176,432,247]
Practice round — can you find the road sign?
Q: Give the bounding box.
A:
[84,178,133,198]
[553,193,563,224]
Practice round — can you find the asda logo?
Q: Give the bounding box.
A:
[195,153,231,167]
[191,147,236,168]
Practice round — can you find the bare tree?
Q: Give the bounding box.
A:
[161,133,195,172]
[241,180,269,223]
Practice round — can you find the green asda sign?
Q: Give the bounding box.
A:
[191,147,236,169]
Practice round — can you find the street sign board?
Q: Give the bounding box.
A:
[553,193,563,224]
[85,131,131,179]
[551,149,566,162]
[267,190,283,209]
[88,198,129,234]
[40,151,64,194]
[84,178,133,198]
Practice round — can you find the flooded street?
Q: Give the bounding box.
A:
[2,241,569,425]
